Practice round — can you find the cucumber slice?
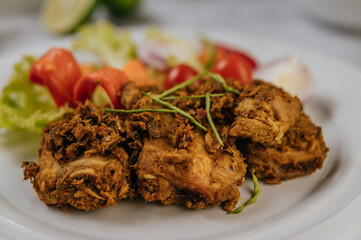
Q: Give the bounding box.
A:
[42,0,98,34]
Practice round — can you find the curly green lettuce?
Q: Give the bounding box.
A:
[0,56,71,132]
[72,21,136,68]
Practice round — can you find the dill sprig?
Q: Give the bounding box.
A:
[140,91,208,132]
[162,93,224,101]
[205,93,224,146]
[228,168,261,214]
[157,72,206,99]
[104,108,177,114]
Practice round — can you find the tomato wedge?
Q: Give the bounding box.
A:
[199,43,257,70]
[29,48,82,107]
[214,44,257,70]
[163,64,198,90]
[73,67,128,109]
[212,54,253,86]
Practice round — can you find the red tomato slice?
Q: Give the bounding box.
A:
[212,54,253,86]
[73,67,128,109]
[215,44,258,70]
[29,48,82,107]
[199,43,258,70]
[163,64,198,90]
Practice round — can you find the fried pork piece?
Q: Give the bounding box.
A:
[230,80,302,146]
[245,113,329,184]
[136,114,247,212]
[22,101,133,210]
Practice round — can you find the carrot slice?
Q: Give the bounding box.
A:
[123,60,156,86]
[79,64,98,76]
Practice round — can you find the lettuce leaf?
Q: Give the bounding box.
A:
[0,56,71,132]
[72,21,136,68]
[91,86,112,107]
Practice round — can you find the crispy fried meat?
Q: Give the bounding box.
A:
[230,80,302,146]
[244,113,329,184]
[23,101,133,210]
[22,76,328,212]
[136,114,247,212]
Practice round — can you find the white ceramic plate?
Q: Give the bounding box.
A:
[1,28,361,240]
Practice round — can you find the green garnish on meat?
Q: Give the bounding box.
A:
[229,168,261,214]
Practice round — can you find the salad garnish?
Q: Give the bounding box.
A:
[200,37,217,70]
[72,21,136,68]
[29,48,82,108]
[0,56,71,131]
[74,67,128,109]
[137,28,203,72]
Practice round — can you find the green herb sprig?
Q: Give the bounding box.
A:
[205,93,223,146]
[158,71,240,100]
[207,72,241,95]
[157,72,206,99]
[162,93,224,101]
[140,91,208,132]
[228,168,261,214]
[104,108,177,114]
[108,72,240,133]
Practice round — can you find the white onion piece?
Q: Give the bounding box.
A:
[136,39,190,71]
[137,39,172,70]
[254,56,314,103]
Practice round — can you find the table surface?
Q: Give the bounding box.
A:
[0,0,361,239]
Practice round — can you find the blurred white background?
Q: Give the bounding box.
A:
[0,0,361,68]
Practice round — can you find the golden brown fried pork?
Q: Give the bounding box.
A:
[230,80,302,146]
[136,114,247,212]
[244,113,328,184]
[118,80,247,212]
[22,76,328,212]
[23,102,133,210]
